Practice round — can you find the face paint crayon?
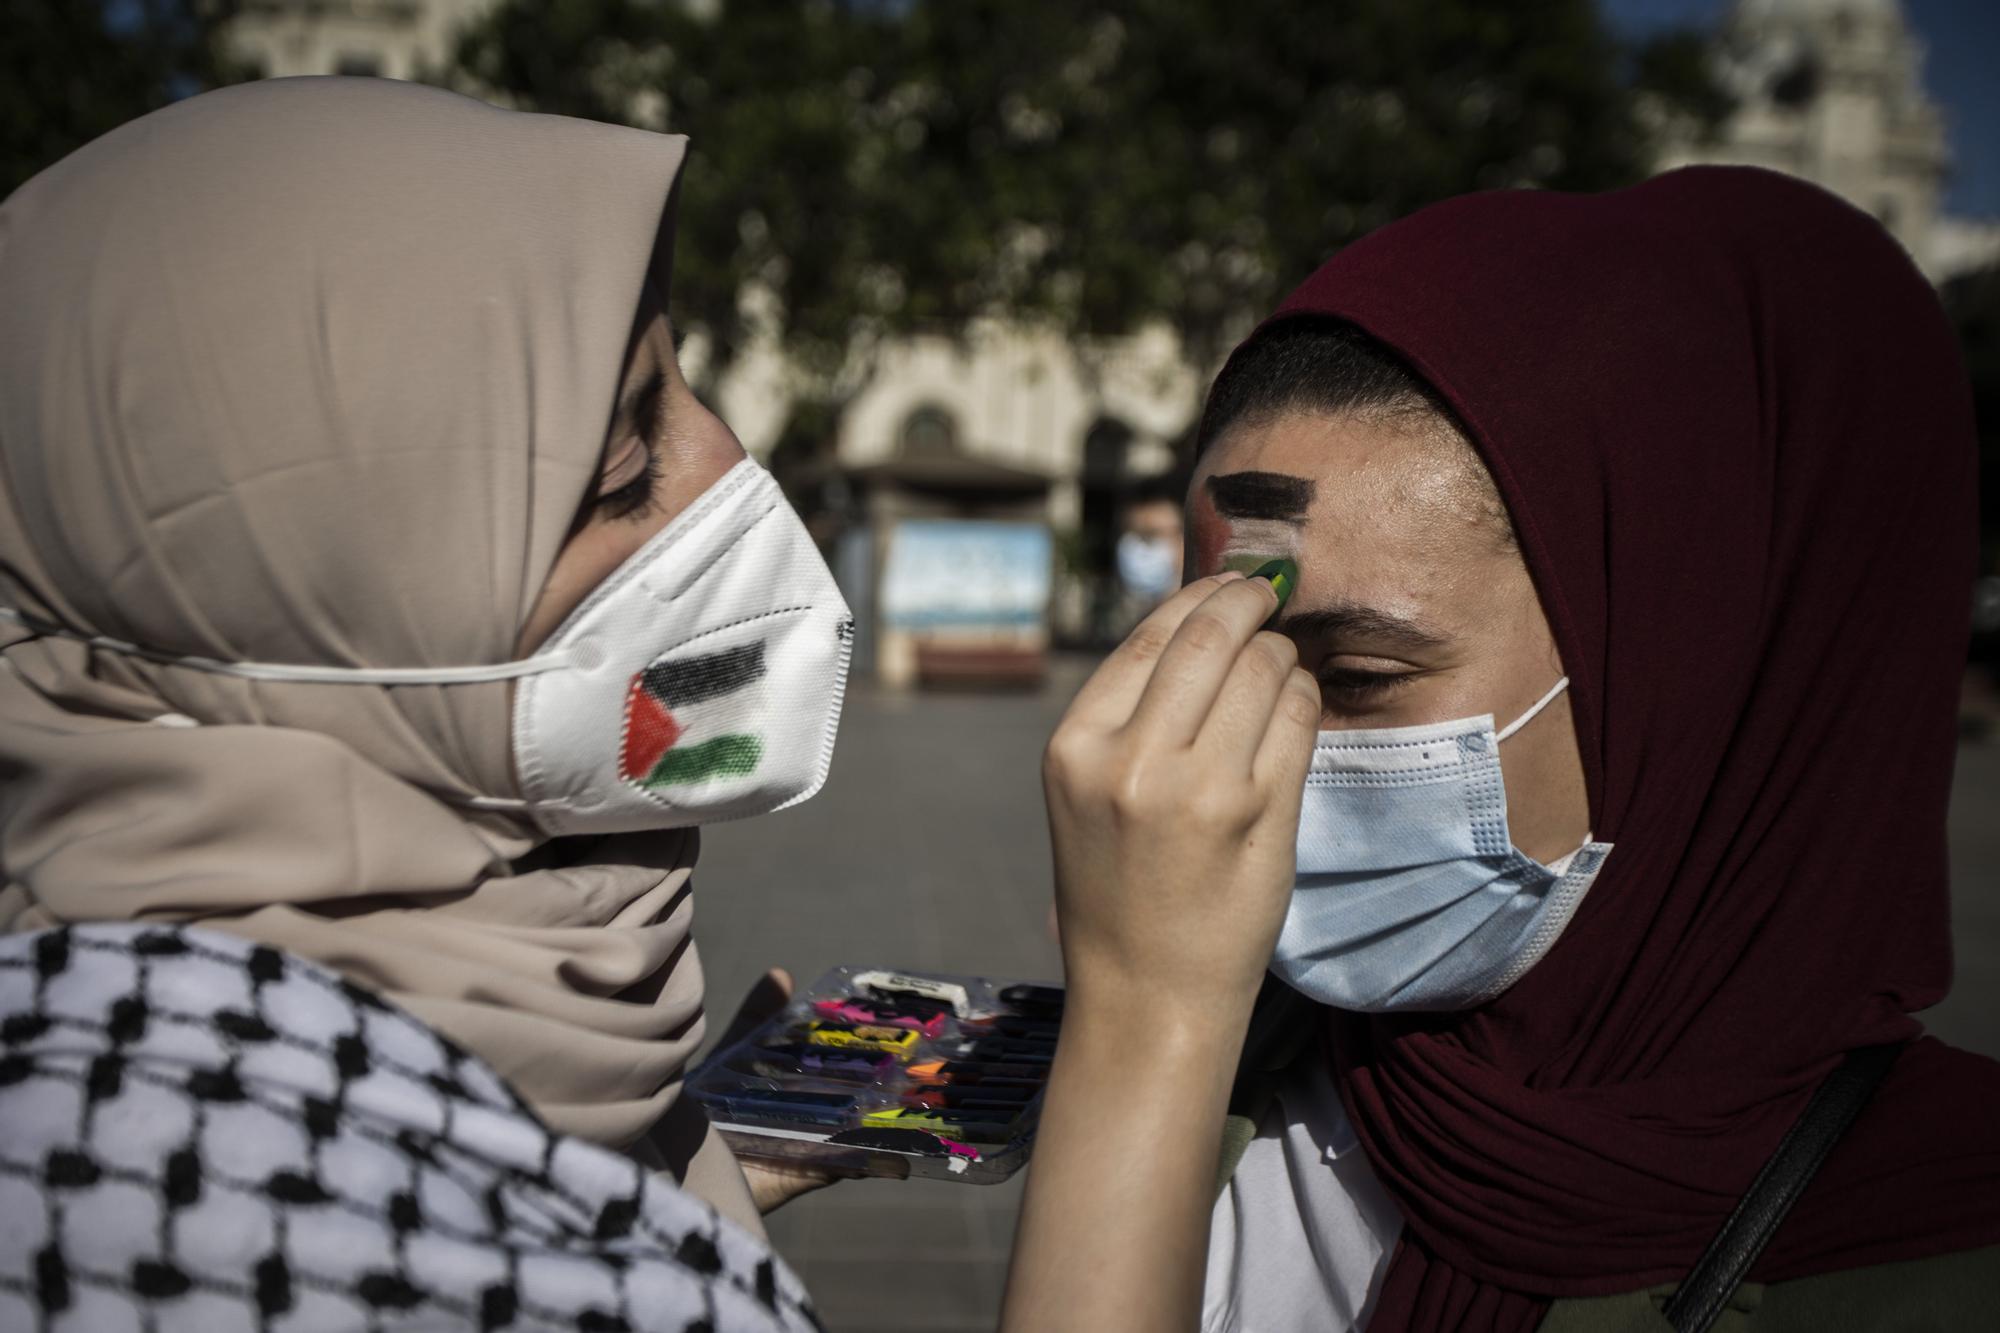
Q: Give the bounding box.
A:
[1251,558,1298,608]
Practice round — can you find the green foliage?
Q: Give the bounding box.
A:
[453,0,894,389]
[960,0,1664,368]
[456,0,1720,390]
[1,1,251,199]
[1629,28,1736,141]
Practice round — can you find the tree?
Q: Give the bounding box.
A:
[453,0,1724,396]
[452,0,900,395]
[2,1,251,199]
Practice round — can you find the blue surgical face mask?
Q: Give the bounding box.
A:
[1270,676,1613,1013]
[1116,531,1180,600]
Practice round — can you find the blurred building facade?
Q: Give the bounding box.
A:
[227,0,493,81]
[1656,0,2000,282]
[224,0,1998,663]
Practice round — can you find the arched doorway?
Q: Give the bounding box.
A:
[899,403,961,460]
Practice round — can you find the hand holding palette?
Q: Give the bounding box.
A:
[686,965,1063,1183]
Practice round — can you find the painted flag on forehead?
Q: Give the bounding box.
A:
[621,640,767,790]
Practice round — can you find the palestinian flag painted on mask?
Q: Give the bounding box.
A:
[620,642,765,789]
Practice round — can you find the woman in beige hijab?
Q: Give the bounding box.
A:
[0,75,840,1238]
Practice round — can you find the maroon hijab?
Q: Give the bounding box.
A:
[1269,167,2000,1328]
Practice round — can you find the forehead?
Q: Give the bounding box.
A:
[1190,411,1505,602]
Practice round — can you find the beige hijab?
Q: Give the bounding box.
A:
[0,77,759,1228]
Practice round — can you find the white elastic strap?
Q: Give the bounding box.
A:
[459,795,534,812]
[1495,675,1570,744]
[0,607,572,686]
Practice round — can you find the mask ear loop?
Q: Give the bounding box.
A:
[461,795,535,812]
[0,606,572,685]
[1495,675,1570,744]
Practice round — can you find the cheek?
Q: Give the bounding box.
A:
[659,405,748,508]
[516,526,637,653]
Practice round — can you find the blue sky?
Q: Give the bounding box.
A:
[1602,0,2000,216]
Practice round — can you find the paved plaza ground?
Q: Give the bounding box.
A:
[691,658,2000,1332]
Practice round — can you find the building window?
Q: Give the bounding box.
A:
[334,52,383,78]
[1769,54,1819,110]
[898,405,959,459]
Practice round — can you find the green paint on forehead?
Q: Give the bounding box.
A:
[1223,552,1289,575]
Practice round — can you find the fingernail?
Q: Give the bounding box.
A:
[1250,559,1297,608]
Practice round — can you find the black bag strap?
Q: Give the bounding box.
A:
[1660,1042,1904,1333]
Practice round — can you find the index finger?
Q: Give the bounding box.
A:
[1123,575,1284,746]
[1059,573,1245,731]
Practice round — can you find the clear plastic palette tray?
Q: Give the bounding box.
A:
[687,965,1063,1184]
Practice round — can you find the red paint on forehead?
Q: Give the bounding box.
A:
[1187,486,1231,577]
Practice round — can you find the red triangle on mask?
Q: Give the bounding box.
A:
[620,677,683,781]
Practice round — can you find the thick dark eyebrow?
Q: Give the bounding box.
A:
[1273,602,1450,655]
[1205,471,1315,521]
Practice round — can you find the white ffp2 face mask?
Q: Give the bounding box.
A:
[2,459,855,836]
[507,459,853,834]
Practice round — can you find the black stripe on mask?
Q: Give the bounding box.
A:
[641,641,767,708]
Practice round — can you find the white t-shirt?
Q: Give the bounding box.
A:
[1202,843,1590,1331]
[1200,1053,1403,1332]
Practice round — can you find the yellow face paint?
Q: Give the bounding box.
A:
[1250,558,1298,609]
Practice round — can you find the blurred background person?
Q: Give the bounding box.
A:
[1113,481,1186,629]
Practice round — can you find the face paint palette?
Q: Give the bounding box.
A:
[686,965,1062,1182]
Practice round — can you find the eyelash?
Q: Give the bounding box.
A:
[596,448,661,520]
[1317,667,1416,701]
[593,374,667,521]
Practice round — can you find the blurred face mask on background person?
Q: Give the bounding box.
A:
[1116,530,1181,601]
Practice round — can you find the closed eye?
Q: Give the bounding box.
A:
[592,369,667,521]
[1317,666,1419,703]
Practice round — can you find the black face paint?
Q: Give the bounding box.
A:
[1205,471,1316,522]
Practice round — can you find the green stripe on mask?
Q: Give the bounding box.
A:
[642,735,763,787]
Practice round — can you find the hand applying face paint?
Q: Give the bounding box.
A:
[1007,568,1317,1332]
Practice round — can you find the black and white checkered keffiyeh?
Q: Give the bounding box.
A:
[0,923,821,1332]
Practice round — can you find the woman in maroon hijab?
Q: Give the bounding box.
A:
[1002,166,2000,1330]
